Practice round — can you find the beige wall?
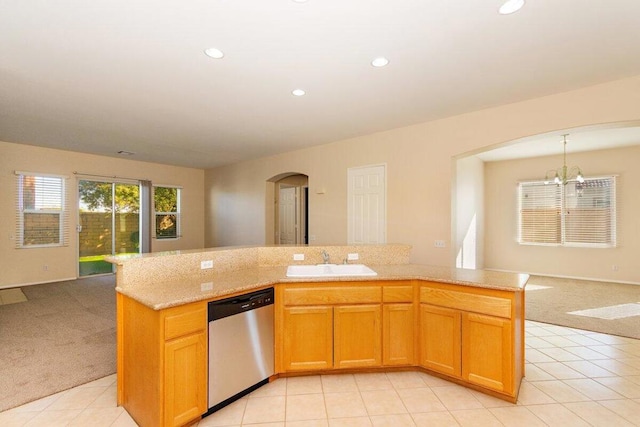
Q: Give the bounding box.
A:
[484,144,640,284]
[1,141,205,287]
[454,156,484,270]
[204,75,640,267]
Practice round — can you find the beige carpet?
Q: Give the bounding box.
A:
[0,275,116,412]
[525,275,640,340]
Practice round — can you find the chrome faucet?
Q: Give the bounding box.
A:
[321,250,330,264]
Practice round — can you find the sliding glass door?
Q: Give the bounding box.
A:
[78,180,141,276]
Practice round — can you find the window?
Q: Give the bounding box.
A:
[154,186,180,239]
[518,176,616,247]
[16,172,68,248]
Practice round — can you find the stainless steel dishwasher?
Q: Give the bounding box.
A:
[206,287,274,415]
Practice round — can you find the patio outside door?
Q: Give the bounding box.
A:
[78,180,141,276]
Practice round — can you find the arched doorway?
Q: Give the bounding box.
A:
[266,173,309,245]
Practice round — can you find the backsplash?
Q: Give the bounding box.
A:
[108,244,411,289]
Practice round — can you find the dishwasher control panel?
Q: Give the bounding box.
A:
[208,287,274,321]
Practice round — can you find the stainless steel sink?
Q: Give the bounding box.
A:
[286,264,377,278]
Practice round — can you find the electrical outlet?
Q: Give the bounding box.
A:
[293,253,305,261]
[201,260,214,269]
[347,253,359,261]
[200,282,213,291]
[42,265,48,271]
[434,240,446,248]
[612,265,619,271]
[309,235,316,241]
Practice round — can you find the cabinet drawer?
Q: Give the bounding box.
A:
[420,287,511,319]
[383,285,414,303]
[164,306,206,340]
[284,286,381,305]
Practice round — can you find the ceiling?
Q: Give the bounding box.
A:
[476,125,640,162]
[2,1,640,170]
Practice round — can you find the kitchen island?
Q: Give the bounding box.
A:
[109,245,528,427]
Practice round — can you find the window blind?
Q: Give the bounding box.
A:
[564,178,616,246]
[518,181,561,244]
[518,176,616,247]
[15,172,69,248]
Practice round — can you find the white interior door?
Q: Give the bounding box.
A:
[279,186,297,244]
[348,165,386,244]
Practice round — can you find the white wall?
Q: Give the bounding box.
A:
[0,141,205,287]
[204,75,640,266]
[484,144,640,284]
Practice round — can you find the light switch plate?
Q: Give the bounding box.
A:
[434,240,446,248]
[347,253,359,261]
[293,253,305,261]
[201,260,214,269]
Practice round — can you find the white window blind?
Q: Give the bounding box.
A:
[518,181,561,244]
[518,176,616,247]
[564,178,616,246]
[15,171,69,248]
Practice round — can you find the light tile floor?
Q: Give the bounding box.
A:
[2,320,640,426]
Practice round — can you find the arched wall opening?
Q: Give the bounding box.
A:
[452,120,640,283]
[265,172,309,245]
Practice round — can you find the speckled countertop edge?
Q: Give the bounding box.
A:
[116,264,529,311]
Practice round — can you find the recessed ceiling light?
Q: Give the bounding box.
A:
[371,57,390,68]
[292,89,306,97]
[204,48,224,59]
[499,0,525,15]
[292,0,309,3]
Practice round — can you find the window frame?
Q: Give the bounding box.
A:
[16,171,68,248]
[153,185,181,240]
[518,175,617,248]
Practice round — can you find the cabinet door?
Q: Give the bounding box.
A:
[462,312,513,394]
[283,306,333,371]
[383,303,414,365]
[334,304,382,368]
[420,304,461,377]
[164,332,207,427]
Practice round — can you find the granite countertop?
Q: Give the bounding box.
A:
[116,264,529,310]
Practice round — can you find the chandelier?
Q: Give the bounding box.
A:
[544,134,584,185]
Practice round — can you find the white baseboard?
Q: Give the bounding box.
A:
[0,277,79,290]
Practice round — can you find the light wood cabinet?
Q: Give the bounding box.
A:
[278,282,416,372]
[419,304,461,377]
[462,312,513,394]
[418,281,524,401]
[283,306,333,371]
[164,332,207,426]
[382,284,415,366]
[278,283,384,372]
[334,304,382,368]
[117,294,207,427]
